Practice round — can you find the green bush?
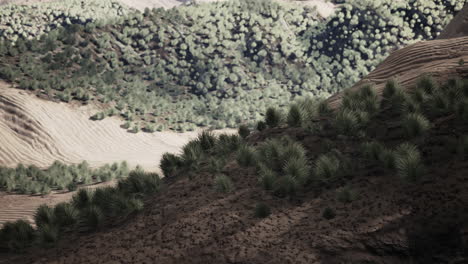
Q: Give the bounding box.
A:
[214,174,233,193]
[34,205,55,228]
[402,113,430,138]
[37,223,59,247]
[53,202,78,227]
[287,104,305,127]
[117,170,161,195]
[322,207,336,220]
[256,121,267,131]
[79,205,105,231]
[238,124,250,139]
[0,220,35,252]
[236,145,257,167]
[314,153,341,183]
[160,152,183,177]
[394,143,425,182]
[254,202,271,218]
[265,107,282,128]
[72,188,93,210]
[337,186,357,203]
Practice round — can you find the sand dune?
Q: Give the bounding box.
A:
[0,82,212,172]
[0,82,234,226]
[327,36,468,109]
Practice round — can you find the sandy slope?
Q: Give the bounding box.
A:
[0,82,211,172]
[327,36,468,109]
[0,82,233,226]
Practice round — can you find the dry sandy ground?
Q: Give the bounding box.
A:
[327,35,468,109]
[0,82,211,171]
[0,82,233,226]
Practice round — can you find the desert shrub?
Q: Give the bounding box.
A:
[238,124,250,139]
[197,130,217,152]
[90,112,105,121]
[72,188,93,210]
[258,165,276,191]
[361,141,386,161]
[180,140,204,170]
[36,223,59,247]
[402,113,430,138]
[394,143,425,182]
[287,104,305,127]
[53,202,78,227]
[79,205,105,231]
[67,182,78,192]
[117,170,161,195]
[256,121,267,131]
[265,107,282,128]
[417,75,438,95]
[215,134,242,155]
[0,220,35,252]
[34,205,55,228]
[337,186,357,203]
[273,175,298,197]
[314,153,342,183]
[214,174,233,193]
[256,137,310,195]
[254,202,271,218]
[317,100,332,116]
[383,79,402,100]
[334,110,360,135]
[160,152,183,177]
[236,145,257,167]
[322,207,336,220]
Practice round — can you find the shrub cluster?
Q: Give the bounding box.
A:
[0,161,129,195]
[0,169,160,252]
[0,0,465,131]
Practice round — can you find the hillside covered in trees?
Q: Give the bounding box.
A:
[0,0,465,132]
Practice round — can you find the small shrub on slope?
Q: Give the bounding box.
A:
[238,124,250,139]
[265,107,282,128]
[402,113,430,138]
[53,202,78,227]
[0,220,35,252]
[160,153,183,178]
[237,145,257,167]
[214,174,234,193]
[34,205,55,229]
[314,153,341,183]
[254,202,271,218]
[394,143,425,182]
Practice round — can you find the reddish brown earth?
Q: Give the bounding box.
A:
[2,3,468,264]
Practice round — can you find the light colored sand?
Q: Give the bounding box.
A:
[0,82,231,172]
[0,82,234,226]
[327,36,468,109]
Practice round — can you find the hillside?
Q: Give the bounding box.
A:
[2,4,468,263]
[0,0,464,132]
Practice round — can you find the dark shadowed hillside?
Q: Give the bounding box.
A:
[2,4,468,263]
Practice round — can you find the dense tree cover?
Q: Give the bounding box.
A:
[0,0,129,42]
[0,0,465,132]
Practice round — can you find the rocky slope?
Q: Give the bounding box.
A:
[2,4,468,264]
